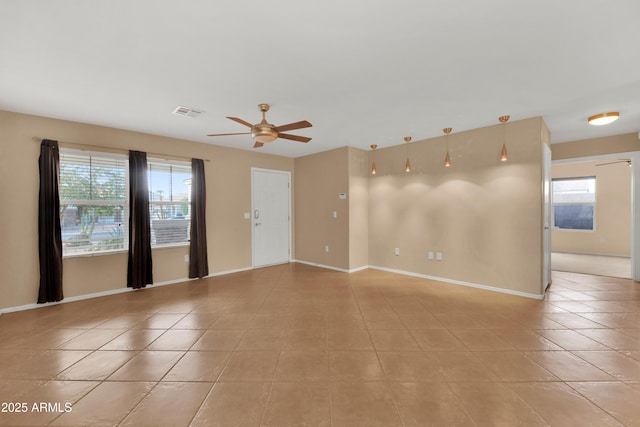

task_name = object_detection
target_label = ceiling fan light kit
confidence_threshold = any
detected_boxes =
[588,112,619,126]
[252,104,278,143]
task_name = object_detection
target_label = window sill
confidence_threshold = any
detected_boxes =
[63,249,128,259]
[152,242,190,250]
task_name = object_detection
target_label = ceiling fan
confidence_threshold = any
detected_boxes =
[207,104,312,148]
[595,159,631,167]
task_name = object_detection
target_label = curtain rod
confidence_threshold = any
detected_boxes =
[33,137,211,162]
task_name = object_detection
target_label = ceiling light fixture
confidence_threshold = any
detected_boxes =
[252,104,278,143]
[588,112,619,126]
[404,137,412,172]
[443,128,452,167]
[370,144,378,175]
[499,115,510,162]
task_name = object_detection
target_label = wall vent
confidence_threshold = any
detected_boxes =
[173,106,204,118]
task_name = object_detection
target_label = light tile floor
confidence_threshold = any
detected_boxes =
[1,264,640,426]
[552,252,631,279]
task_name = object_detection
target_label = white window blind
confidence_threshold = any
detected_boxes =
[59,150,128,256]
[148,160,192,246]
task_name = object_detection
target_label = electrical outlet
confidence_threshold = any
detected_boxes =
[394,248,400,256]
[325,245,329,252]
[184,254,189,262]
[436,252,443,261]
[428,251,434,261]
[332,211,337,218]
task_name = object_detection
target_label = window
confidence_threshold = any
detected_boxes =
[552,177,596,230]
[59,150,128,256]
[148,160,192,246]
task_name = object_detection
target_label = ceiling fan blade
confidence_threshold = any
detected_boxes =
[274,120,312,133]
[253,141,264,148]
[226,116,254,128]
[596,159,631,167]
[278,133,311,143]
[207,132,251,137]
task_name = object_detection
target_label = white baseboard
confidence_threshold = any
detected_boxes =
[289,260,543,299]
[293,259,368,273]
[0,266,255,314]
[206,266,254,277]
[368,265,544,300]
[0,287,135,314]
[552,251,630,259]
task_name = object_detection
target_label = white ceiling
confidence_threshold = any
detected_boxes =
[1,1,639,158]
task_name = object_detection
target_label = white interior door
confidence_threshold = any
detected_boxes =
[252,168,291,268]
[543,144,552,292]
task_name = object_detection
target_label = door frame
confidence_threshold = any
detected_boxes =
[251,167,292,268]
[551,151,638,281]
[543,144,552,293]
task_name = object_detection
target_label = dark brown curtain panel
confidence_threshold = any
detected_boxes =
[189,158,209,278]
[127,150,153,289]
[38,139,64,303]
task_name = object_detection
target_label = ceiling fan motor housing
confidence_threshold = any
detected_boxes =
[252,123,277,143]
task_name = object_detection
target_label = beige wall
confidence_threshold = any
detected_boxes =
[293,146,368,271]
[552,160,631,256]
[294,147,350,270]
[348,147,369,270]
[0,110,293,310]
[552,133,639,160]
[368,117,546,296]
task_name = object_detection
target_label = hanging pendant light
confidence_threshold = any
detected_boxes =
[404,136,412,172]
[499,115,510,162]
[370,144,378,175]
[500,144,508,162]
[443,128,452,167]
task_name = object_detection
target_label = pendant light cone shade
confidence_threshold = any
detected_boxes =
[443,128,452,167]
[370,144,378,175]
[498,116,510,162]
[403,136,412,172]
[588,112,619,126]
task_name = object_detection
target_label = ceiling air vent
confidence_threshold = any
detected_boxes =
[173,106,204,118]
